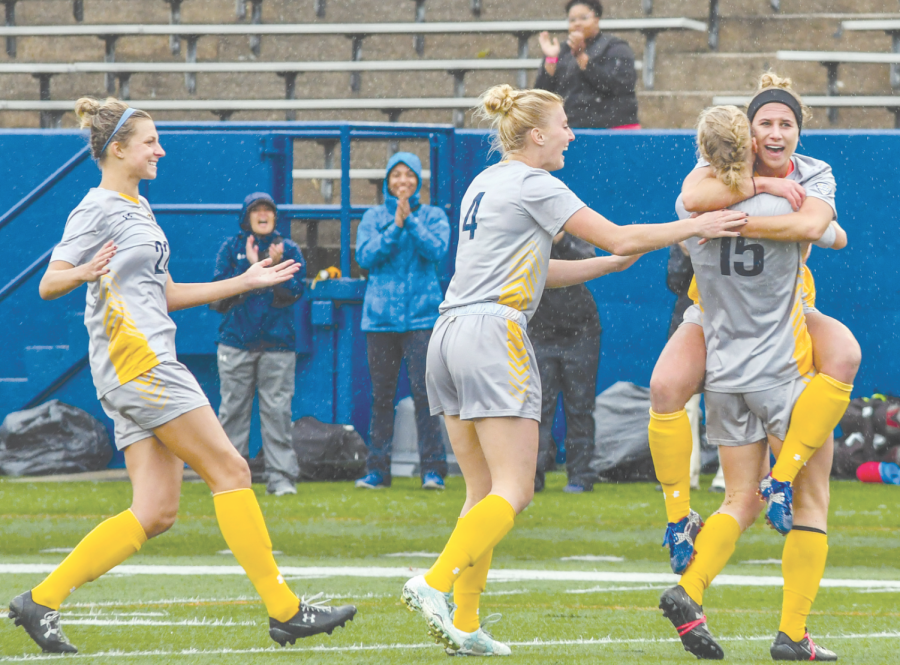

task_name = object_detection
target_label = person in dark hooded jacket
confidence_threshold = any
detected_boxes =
[354,152,450,490]
[211,192,306,496]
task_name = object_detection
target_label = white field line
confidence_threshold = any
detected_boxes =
[3,564,900,589]
[57,618,257,627]
[567,584,670,594]
[2,632,900,661]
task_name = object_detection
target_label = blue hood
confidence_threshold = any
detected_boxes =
[383,152,423,217]
[239,191,281,250]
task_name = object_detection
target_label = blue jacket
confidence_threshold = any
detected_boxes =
[212,192,306,351]
[355,152,450,333]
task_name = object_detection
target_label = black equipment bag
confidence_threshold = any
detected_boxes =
[833,394,900,478]
[0,400,112,476]
[291,416,367,481]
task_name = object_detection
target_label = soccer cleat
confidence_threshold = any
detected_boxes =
[662,510,704,574]
[445,614,512,657]
[266,477,297,496]
[268,593,356,645]
[422,471,445,490]
[759,474,793,535]
[8,591,77,654]
[659,585,724,660]
[355,471,386,489]
[401,575,462,651]
[563,482,591,494]
[770,630,837,661]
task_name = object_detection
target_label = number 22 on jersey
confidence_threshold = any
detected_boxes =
[462,192,485,240]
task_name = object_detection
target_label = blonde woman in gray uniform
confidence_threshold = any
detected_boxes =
[7,98,355,655]
[658,103,843,662]
[400,84,748,656]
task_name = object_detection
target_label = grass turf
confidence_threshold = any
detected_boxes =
[0,474,899,663]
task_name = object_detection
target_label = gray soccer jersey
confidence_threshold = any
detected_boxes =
[678,192,813,393]
[51,188,175,398]
[440,160,586,322]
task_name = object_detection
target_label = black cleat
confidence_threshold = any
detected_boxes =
[268,594,357,646]
[659,585,724,660]
[771,630,838,661]
[8,591,77,654]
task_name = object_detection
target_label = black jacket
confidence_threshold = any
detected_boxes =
[666,244,694,340]
[534,33,638,128]
[529,233,601,342]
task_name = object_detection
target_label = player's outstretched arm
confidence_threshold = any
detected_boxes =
[39,240,117,300]
[166,258,300,312]
[564,206,747,256]
[546,254,641,289]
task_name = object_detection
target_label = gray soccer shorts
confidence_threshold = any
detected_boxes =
[100,360,210,450]
[705,373,814,447]
[426,303,541,421]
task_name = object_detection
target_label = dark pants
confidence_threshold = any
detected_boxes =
[534,329,601,489]
[366,330,447,483]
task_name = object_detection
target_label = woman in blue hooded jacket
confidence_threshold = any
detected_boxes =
[211,192,306,496]
[354,152,450,490]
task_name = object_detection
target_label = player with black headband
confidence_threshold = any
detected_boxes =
[653,73,855,662]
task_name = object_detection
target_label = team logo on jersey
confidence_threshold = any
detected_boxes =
[811,182,834,196]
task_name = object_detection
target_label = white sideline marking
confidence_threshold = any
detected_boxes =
[742,559,782,565]
[560,555,625,562]
[2,632,900,661]
[62,618,257,627]
[383,552,440,558]
[567,584,669,594]
[38,548,74,554]
[3,564,900,589]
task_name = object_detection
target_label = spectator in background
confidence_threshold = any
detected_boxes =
[211,192,306,497]
[535,0,639,129]
[532,231,638,493]
[354,153,450,491]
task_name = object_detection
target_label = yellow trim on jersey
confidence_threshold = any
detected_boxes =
[100,272,160,385]
[506,320,530,403]
[497,241,544,312]
[800,264,816,309]
[790,266,814,378]
[688,275,703,312]
[118,193,140,205]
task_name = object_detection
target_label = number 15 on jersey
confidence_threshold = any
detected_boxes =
[462,192,485,240]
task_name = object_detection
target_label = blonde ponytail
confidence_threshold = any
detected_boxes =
[75,96,152,161]
[696,105,752,194]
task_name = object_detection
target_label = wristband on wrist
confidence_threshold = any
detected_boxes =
[545,56,558,64]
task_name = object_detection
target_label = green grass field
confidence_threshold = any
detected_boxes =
[1,474,898,664]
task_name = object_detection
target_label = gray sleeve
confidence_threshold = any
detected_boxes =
[50,204,106,266]
[520,171,586,236]
[802,167,837,220]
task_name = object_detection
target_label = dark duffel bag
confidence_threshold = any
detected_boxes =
[0,400,112,476]
[292,416,367,481]
[833,395,900,479]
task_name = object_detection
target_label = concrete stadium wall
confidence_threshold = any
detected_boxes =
[0,125,896,464]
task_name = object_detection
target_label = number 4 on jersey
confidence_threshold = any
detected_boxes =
[462,192,485,240]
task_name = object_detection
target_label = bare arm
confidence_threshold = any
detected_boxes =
[681,166,806,213]
[563,206,747,256]
[39,240,117,300]
[546,254,642,289]
[166,258,299,312]
[739,197,835,243]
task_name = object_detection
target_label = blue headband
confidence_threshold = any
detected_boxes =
[100,107,137,157]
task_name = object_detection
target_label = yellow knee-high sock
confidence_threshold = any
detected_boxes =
[649,409,693,523]
[780,528,828,641]
[453,547,493,633]
[213,489,299,622]
[424,495,515,593]
[678,513,741,606]
[772,374,852,483]
[31,509,147,610]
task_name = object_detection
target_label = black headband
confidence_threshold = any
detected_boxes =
[747,88,803,131]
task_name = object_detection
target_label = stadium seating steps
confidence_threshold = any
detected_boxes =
[0,0,898,131]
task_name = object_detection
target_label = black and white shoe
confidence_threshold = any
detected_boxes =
[771,630,838,661]
[8,591,77,654]
[269,593,356,646]
[659,585,724,660]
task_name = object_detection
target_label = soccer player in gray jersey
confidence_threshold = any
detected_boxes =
[400,83,748,656]
[7,98,355,656]
[657,96,850,662]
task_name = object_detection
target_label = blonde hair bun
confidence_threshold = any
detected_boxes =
[475,84,563,157]
[481,84,517,118]
[74,97,102,130]
[757,71,793,91]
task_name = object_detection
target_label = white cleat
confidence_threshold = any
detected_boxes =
[401,575,461,650]
[445,614,512,657]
